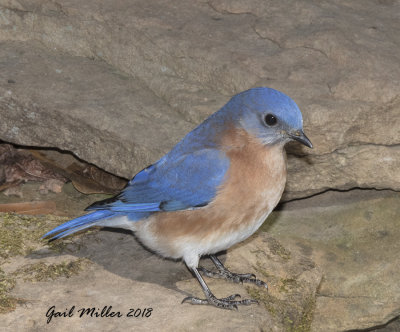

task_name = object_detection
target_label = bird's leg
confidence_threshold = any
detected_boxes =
[198,255,268,289]
[182,267,258,310]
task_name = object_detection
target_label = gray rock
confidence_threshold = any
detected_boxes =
[0,0,399,198]
[265,190,400,331]
[0,213,321,331]
[285,144,400,200]
[0,41,194,178]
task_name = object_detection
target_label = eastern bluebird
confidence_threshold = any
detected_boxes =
[43,87,312,309]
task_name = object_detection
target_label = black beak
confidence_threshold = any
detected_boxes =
[289,130,313,148]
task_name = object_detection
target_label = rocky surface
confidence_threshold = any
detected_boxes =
[1,187,399,331]
[0,210,321,331]
[264,189,400,331]
[1,1,400,330]
[0,0,399,199]
[0,40,193,178]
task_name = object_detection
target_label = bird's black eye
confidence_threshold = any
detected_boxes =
[264,114,277,126]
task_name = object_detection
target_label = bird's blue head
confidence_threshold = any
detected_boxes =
[229,87,312,148]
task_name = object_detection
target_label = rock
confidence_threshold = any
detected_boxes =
[264,189,400,331]
[0,0,399,198]
[285,144,400,199]
[0,41,194,179]
[225,234,322,331]
[0,212,321,331]
[1,178,398,330]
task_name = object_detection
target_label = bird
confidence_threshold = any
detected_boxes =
[43,87,312,310]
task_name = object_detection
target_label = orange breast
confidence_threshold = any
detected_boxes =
[145,127,287,256]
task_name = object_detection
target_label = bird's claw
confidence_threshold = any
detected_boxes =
[198,266,268,290]
[182,293,257,310]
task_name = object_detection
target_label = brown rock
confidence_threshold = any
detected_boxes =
[266,190,400,331]
[0,213,321,331]
[0,0,399,198]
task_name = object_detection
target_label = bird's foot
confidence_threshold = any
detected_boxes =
[198,266,268,289]
[182,293,258,310]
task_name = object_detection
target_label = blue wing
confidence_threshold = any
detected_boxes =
[87,148,230,213]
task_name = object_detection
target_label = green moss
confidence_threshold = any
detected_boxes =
[268,238,291,260]
[15,259,89,282]
[292,295,316,332]
[0,268,26,314]
[246,286,277,316]
[0,213,90,315]
[246,278,316,332]
[279,278,297,293]
[253,262,272,279]
[0,259,89,314]
[0,213,69,259]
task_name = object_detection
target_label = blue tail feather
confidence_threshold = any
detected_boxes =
[42,210,114,240]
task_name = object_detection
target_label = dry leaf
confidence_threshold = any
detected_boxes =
[3,186,23,198]
[1,144,126,196]
[30,150,127,194]
[39,179,65,194]
[0,144,67,191]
